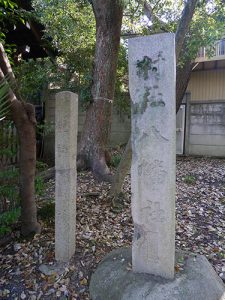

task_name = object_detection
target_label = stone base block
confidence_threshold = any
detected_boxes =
[90,248,225,300]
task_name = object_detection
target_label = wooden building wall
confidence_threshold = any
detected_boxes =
[187,69,225,101]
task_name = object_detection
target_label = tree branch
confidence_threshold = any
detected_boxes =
[175,0,198,62]
[0,43,23,102]
[0,66,17,104]
[143,0,168,31]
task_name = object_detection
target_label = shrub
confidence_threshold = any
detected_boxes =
[38,201,55,225]
[0,208,21,237]
[111,154,121,168]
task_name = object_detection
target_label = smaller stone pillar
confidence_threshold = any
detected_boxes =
[55,91,78,262]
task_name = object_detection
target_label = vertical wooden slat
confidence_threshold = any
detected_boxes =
[0,120,18,166]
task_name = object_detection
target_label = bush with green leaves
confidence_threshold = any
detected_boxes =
[0,208,21,237]
[35,175,45,196]
[111,154,122,168]
[36,160,49,172]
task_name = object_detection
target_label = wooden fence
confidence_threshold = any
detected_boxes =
[0,119,18,167]
[0,120,20,215]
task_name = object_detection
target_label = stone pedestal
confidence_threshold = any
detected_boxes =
[129,33,176,279]
[90,248,225,300]
[55,91,78,262]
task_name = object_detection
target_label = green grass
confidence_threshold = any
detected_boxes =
[183,175,196,185]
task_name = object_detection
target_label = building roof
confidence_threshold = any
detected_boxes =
[4,0,56,60]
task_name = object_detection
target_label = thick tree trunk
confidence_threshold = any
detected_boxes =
[78,0,123,181]
[0,43,41,236]
[11,101,41,235]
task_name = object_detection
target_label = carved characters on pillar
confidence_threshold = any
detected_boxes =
[138,126,169,146]
[138,159,167,188]
[134,201,166,262]
[145,231,159,261]
[56,112,71,132]
[141,201,166,224]
[134,227,160,262]
[133,51,166,114]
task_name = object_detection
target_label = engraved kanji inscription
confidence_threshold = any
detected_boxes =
[138,159,167,186]
[141,201,166,224]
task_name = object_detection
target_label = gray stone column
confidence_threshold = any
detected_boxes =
[55,91,78,262]
[129,33,176,279]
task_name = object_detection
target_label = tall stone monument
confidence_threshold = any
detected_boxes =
[55,91,78,262]
[129,33,176,279]
[89,34,225,300]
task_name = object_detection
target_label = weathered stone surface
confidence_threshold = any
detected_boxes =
[89,248,225,300]
[55,92,78,171]
[129,33,176,278]
[39,263,66,276]
[55,91,78,262]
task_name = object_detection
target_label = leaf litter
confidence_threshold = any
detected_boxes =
[0,156,225,299]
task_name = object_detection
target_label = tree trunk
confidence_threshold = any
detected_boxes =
[11,101,41,235]
[77,0,123,181]
[176,59,193,113]
[175,0,198,62]
[110,138,131,203]
[0,43,41,236]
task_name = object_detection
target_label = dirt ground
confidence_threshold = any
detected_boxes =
[0,157,225,299]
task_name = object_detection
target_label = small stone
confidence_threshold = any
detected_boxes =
[39,264,53,276]
[60,285,67,292]
[56,290,61,297]
[46,288,55,295]
[37,291,43,300]
[20,291,26,299]
[80,278,87,285]
[39,264,64,276]
[14,244,22,251]
[2,289,10,297]
[79,271,83,278]
[14,268,21,275]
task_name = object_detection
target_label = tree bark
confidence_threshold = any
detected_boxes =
[77,0,123,181]
[110,138,131,202]
[12,101,41,235]
[176,59,193,113]
[0,43,41,236]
